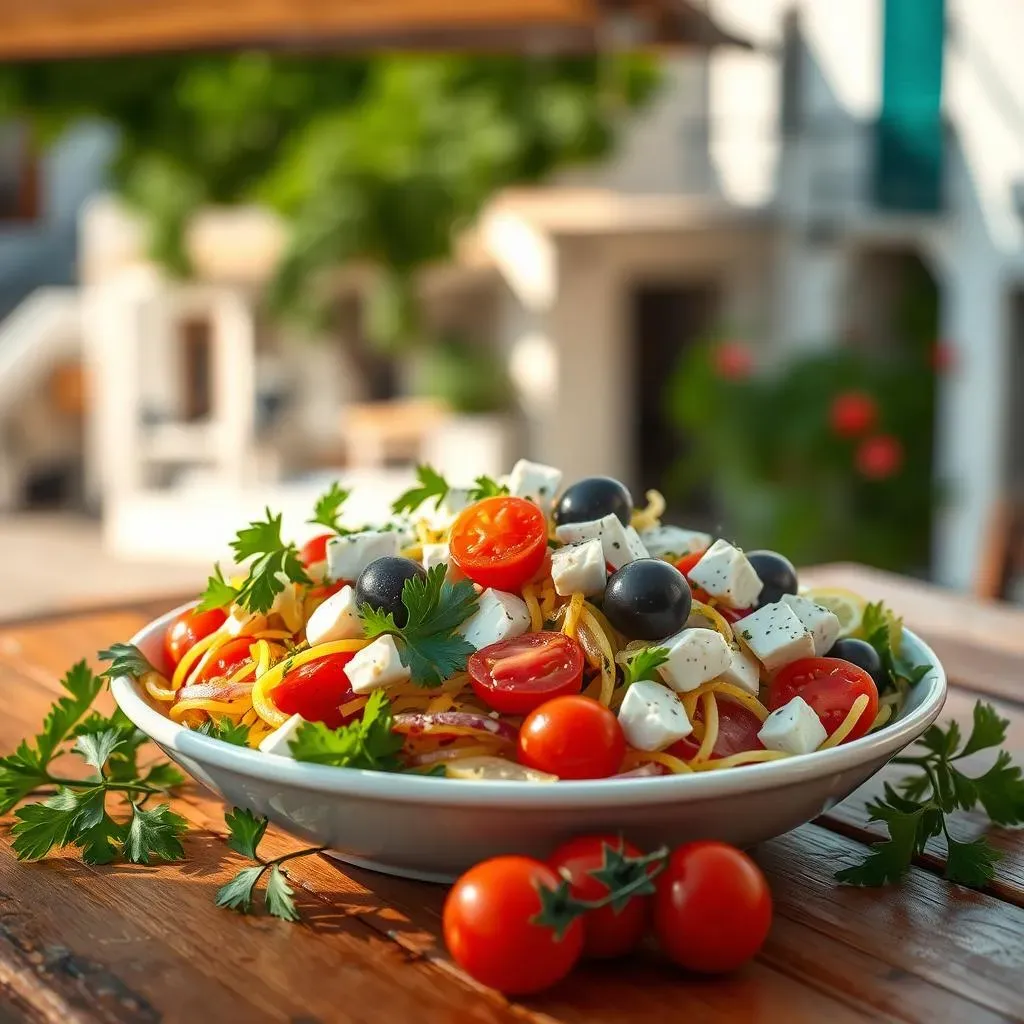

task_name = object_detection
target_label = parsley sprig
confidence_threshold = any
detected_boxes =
[308,482,350,532]
[196,718,253,747]
[361,565,479,686]
[225,508,312,615]
[468,475,508,500]
[621,647,670,688]
[198,564,240,612]
[392,464,450,516]
[837,701,1024,887]
[1,662,187,864]
[97,642,157,681]
[216,808,325,922]
[861,601,931,695]
[288,691,404,770]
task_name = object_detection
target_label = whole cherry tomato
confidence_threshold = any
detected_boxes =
[164,606,227,667]
[272,651,358,727]
[518,696,626,780]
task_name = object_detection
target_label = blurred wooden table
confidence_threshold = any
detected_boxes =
[2,564,1024,1023]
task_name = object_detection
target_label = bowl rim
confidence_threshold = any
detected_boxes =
[110,602,948,809]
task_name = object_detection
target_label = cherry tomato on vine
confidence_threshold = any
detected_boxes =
[547,835,650,959]
[519,696,626,780]
[272,651,358,727]
[769,657,878,742]
[449,496,548,592]
[164,607,227,667]
[468,632,584,715]
[653,841,772,973]
[443,855,584,995]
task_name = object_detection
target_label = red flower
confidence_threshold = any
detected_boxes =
[932,340,956,373]
[855,434,903,480]
[829,391,877,437]
[713,342,754,380]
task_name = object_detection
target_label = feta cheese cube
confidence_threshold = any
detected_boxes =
[737,602,815,673]
[458,589,531,650]
[618,680,693,751]
[719,642,762,695]
[508,459,563,515]
[326,530,400,582]
[305,585,363,646]
[640,524,712,561]
[758,695,827,755]
[781,594,841,657]
[551,539,607,597]
[258,713,306,758]
[555,514,648,570]
[344,634,410,694]
[688,539,763,609]
[657,627,733,693]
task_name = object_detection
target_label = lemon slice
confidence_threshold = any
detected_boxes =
[445,756,557,782]
[801,587,866,639]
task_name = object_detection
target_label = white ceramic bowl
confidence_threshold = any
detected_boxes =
[111,604,947,882]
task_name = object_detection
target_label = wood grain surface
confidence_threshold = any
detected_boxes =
[2,565,1024,1023]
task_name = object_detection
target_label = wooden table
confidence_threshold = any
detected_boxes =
[2,564,1024,1023]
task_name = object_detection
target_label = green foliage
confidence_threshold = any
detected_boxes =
[411,335,513,414]
[0,53,659,342]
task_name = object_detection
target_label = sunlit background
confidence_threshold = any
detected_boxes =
[0,0,1019,618]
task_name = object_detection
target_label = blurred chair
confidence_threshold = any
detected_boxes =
[976,497,1024,601]
[342,398,449,469]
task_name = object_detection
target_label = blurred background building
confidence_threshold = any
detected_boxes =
[0,0,1020,614]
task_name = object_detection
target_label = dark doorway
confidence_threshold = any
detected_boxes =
[181,317,213,421]
[631,281,719,520]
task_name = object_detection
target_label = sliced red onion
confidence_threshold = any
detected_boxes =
[176,681,253,703]
[612,762,670,779]
[392,711,518,745]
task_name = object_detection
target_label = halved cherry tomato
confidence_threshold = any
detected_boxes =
[468,632,584,715]
[300,532,334,570]
[547,835,651,959]
[768,657,878,742]
[272,651,358,728]
[164,607,227,668]
[443,855,583,995]
[449,496,548,592]
[194,637,254,684]
[653,841,772,973]
[668,700,763,761]
[519,696,626,780]
[674,550,707,577]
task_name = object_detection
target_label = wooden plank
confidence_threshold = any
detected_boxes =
[801,563,1024,703]
[0,0,597,59]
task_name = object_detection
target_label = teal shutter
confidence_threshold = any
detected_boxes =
[874,0,945,212]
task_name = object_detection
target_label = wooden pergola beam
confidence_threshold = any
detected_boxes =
[0,0,751,60]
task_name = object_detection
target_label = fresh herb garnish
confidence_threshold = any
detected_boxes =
[289,690,404,770]
[216,808,324,921]
[836,701,1024,887]
[97,642,156,681]
[308,482,350,532]
[622,647,670,688]
[196,718,253,747]
[469,475,509,500]
[229,508,311,615]
[198,563,240,612]
[861,601,931,695]
[360,565,479,686]
[392,464,450,516]
[1,662,186,864]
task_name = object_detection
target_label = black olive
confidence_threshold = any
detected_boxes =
[747,550,799,606]
[355,557,426,627]
[554,476,633,527]
[826,638,888,691]
[602,559,692,641]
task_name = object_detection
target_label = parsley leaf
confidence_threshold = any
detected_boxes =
[392,465,450,516]
[229,508,311,614]
[361,565,478,686]
[289,690,404,770]
[217,807,323,921]
[123,804,187,864]
[469,475,509,500]
[97,643,157,681]
[861,601,932,695]
[37,661,106,765]
[77,815,128,866]
[73,729,125,773]
[11,788,100,861]
[198,564,239,612]
[837,701,1024,887]
[308,482,350,532]
[622,647,670,688]
[196,718,252,747]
